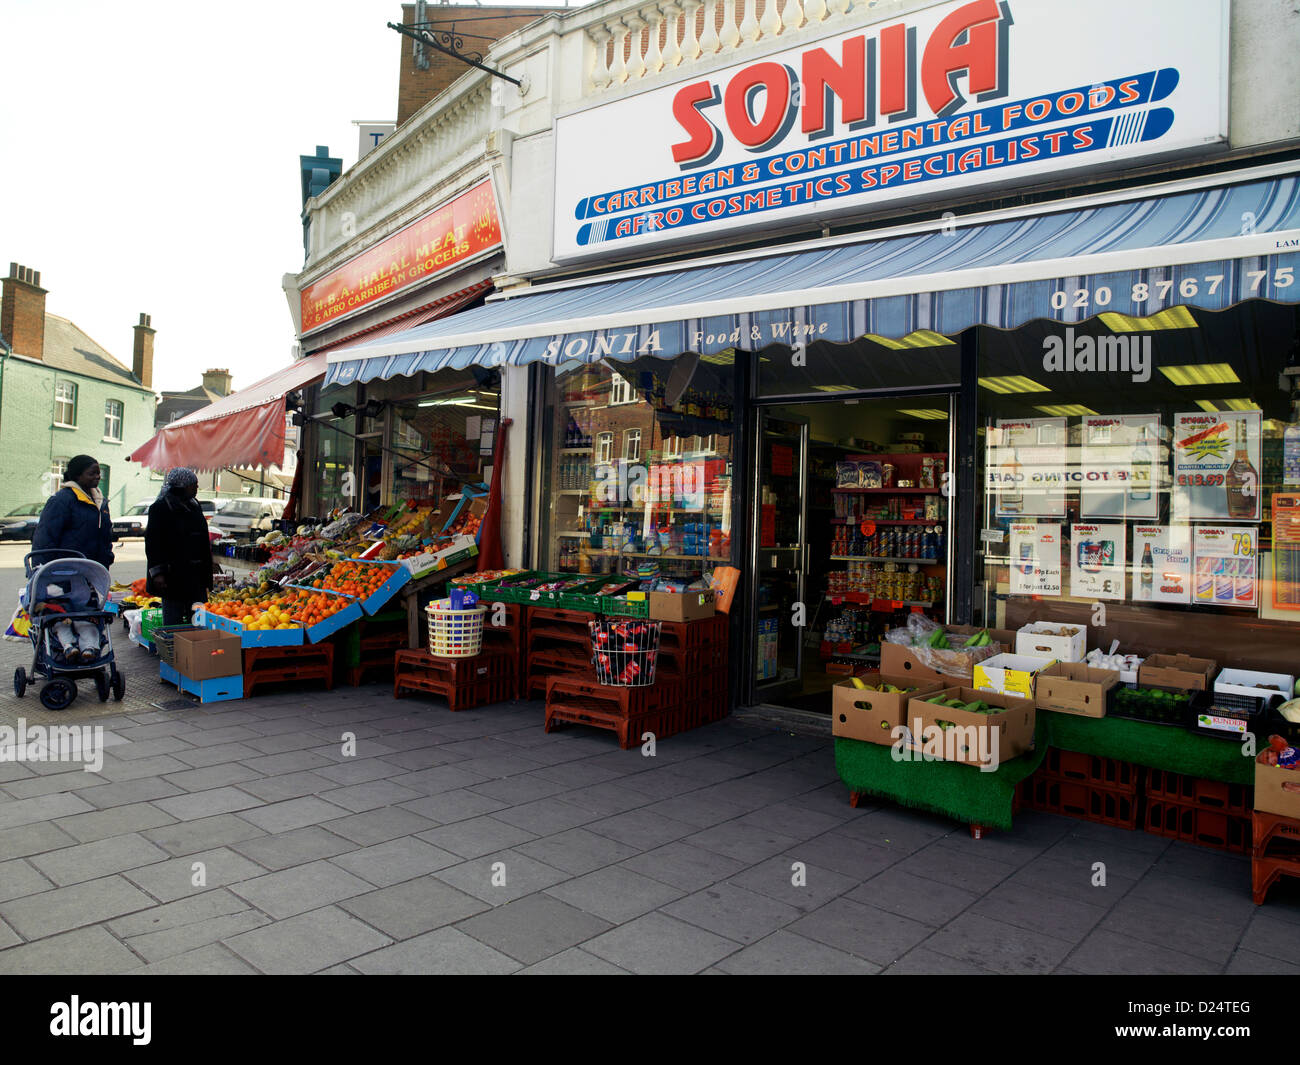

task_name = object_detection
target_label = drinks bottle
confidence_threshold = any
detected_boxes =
[1225,418,1258,519]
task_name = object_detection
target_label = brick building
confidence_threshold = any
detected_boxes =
[395,2,567,126]
[0,263,157,518]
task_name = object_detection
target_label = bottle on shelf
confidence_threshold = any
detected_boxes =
[1225,418,1259,519]
[1139,542,1154,598]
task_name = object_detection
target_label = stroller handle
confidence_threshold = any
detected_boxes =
[24,548,87,578]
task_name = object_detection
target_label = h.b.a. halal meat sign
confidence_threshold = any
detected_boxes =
[552,0,1227,261]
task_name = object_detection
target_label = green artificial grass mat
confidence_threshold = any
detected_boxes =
[834,710,1253,830]
[1044,712,1253,785]
[833,714,1049,832]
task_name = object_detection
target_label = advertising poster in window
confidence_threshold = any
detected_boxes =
[1193,525,1258,609]
[1273,495,1300,610]
[1131,524,1192,604]
[1069,523,1127,600]
[1080,415,1161,519]
[1172,410,1261,522]
[1009,522,1062,596]
[991,418,1067,518]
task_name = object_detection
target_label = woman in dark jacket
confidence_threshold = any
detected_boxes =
[146,468,215,625]
[32,455,116,568]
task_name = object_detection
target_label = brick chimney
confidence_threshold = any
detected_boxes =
[1,263,47,359]
[132,313,155,389]
[201,368,232,396]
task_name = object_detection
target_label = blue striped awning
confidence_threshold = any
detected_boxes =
[324,171,1300,387]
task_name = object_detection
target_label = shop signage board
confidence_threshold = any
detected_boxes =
[553,0,1228,261]
[990,418,1066,518]
[1172,410,1262,522]
[301,179,502,334]
[1069,522,1126,601]
[1131,524,1192,605]
[1080,414,1160,520]
[1008,522,1061,596]
[1274,495,1300,611]
[1192,525,1258,609]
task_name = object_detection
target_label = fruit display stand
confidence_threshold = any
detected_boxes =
[395,552,481,649]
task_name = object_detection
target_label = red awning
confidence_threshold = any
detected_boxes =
[128,353,328,472]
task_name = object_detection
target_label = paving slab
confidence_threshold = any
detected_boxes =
[350,926,521,975]
[0,925,142,974]
[338,877,492,939]
[582,912,740,975]
[0,874,155,940]
[455,894,612,964]
[222,906,393,974]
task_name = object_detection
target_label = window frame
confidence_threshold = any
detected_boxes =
[624,428,642,462]
[53,381,77,428]
[103,399,124,442]
[597,432,614,464]
[608,373,636,407]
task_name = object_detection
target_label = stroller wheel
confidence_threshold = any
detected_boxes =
[39,678,76,711]
[111,668,125,702]
[95,672,111,702]
[13,667,26,698]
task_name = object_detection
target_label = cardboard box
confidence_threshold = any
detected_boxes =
[1255,755,1300,819]
[1015,622,1087,662]
[1138,654,1216,691]
[1036,661,1120,718]
[648,589,716,622]
[1215,668,1295,705]
[974,652,1056,699]
[880,628,1009,685]
[831,672,944,745]
[400,536,479,578]
[174,628,242,681]
[903,687,1037,768]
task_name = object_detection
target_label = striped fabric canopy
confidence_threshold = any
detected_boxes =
[324,169,1300,387]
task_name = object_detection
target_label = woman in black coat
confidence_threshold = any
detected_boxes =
[146,468,215,625]
[32,454,116,568]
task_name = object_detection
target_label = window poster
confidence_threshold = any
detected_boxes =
[1172,410,1262,522]
[1069,523,1127,601]
[991,418,1067,519]
[1131,524,1192,605]
[1273,495,1300,611]
[1192,525,1258,610]
[1080,414,1161,520]
[1009,522,1062,596]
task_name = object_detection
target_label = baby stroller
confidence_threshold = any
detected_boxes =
[14,549,125,710]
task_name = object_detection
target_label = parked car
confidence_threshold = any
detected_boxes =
[209,497,286,540]
[1,502,47,541]
[112,501,152,539]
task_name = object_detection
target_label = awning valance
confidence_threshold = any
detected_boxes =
[324,168,1300,387]
[129,353,328,472]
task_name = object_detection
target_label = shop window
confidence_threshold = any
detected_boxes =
[976,301,1300,672]
[609,373,636,406]
[540,360,735,575]
[758,334,961,398]
[104,399,124,442]
[54,382,77,427]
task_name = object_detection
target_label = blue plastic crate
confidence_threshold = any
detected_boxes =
[160,661,244,704]
[203,608,303,647]
[354,560,412,615]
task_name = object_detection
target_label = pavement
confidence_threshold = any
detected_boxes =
[0,542,1298,974]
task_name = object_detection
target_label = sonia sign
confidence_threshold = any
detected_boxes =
[553,0,1227,261]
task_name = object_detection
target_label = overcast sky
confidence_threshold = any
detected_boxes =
[0,1,493,395]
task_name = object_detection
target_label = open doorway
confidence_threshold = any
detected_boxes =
[746,393,955,713]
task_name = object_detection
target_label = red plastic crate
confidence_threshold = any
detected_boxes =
[1252,853,1300,905]
[394,647,515,683]
[394,668,514,710]
[1040,750,1141,795]
[1146,768,1253,815]
[1253,810,1300,858]
[242,644,334,698]
[1145,799,1251,854]
[1020,776,1138,830]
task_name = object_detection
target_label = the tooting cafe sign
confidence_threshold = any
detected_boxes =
[552,0,1227,261]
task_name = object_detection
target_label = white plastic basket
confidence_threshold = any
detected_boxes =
[426,601,487,658]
